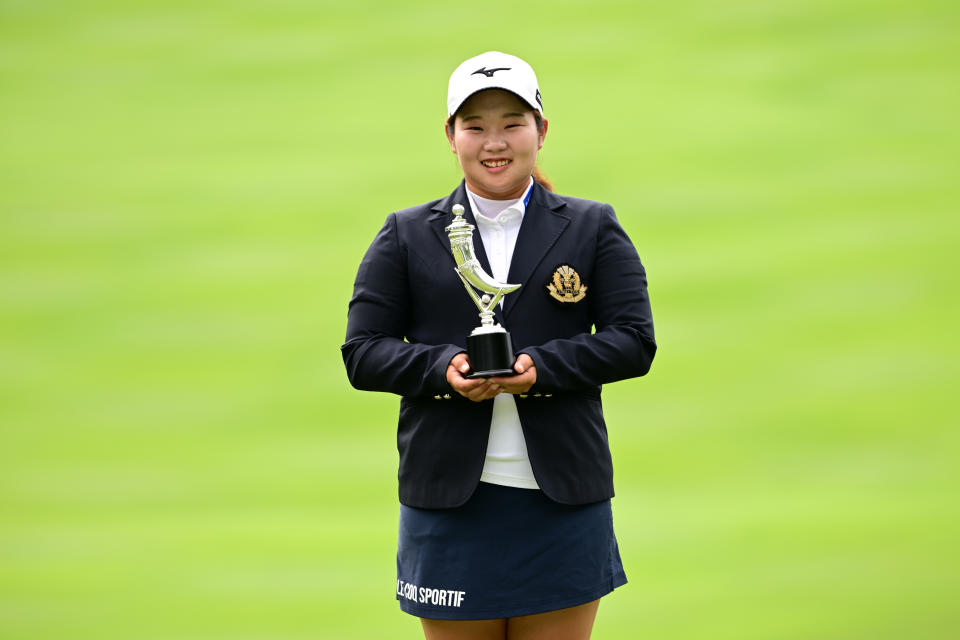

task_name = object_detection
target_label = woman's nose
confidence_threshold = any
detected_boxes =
[483,135,507,151]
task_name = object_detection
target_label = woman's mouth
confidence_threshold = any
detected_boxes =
[481,159,511,168]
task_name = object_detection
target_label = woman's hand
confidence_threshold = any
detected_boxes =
[488,353,536,395]
[446,353,538,400]
[446,353,503,402]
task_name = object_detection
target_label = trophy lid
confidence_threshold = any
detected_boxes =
[444,203,474,236]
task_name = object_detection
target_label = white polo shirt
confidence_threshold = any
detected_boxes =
[466,178,539,490]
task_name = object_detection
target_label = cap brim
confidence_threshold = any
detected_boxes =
[449,86,541,117]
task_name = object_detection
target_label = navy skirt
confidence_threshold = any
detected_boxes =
[396,482,627,620]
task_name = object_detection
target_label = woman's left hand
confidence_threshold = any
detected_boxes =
[488,353,537,395]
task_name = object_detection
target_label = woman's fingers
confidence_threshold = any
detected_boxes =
[488,354,537,394]
[488,369,535,394]
[466,381,501,402]
[514,353,535,374]
[449,352,472,375]
[447,354,503,401]
[462,379,501,401]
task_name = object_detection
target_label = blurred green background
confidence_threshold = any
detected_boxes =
[2,1,957,638]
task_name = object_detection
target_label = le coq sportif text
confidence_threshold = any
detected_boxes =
[397,580,466,608]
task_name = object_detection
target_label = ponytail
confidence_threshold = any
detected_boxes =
[532,112,553,191]
[532,166,553,191]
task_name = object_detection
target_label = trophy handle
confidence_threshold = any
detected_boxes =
[454,268,509,329]
[455,258,521,298]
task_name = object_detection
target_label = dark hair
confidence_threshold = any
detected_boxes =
[445,109,553,192]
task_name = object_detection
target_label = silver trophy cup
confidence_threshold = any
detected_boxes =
[445,204,521,378]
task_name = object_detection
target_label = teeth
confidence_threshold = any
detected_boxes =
[482,159,510,167]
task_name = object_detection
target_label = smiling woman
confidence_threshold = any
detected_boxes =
[342,51,656,640]
[445,89,549,200]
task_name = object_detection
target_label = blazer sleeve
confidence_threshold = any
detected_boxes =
[341,212,463,397]
[521,204,656,391]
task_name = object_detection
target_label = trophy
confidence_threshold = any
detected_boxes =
[445,204,521,378]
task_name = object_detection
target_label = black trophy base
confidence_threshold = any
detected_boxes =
[466,330,517,379]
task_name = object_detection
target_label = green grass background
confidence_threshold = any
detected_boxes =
[2,1,957,638]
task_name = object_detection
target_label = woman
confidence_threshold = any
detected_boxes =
[342,51,656,640]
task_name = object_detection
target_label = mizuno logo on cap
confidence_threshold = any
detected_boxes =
[472,66,510,77]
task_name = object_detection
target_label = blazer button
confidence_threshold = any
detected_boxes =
[433,395,441,400]
[534,393,542,398]
[545,393,553,398]
[519,394,528,399]
[443,394,451,400]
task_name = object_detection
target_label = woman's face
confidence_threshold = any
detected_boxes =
[446,89,547,201]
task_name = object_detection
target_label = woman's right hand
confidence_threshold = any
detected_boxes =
[446,353,503,402]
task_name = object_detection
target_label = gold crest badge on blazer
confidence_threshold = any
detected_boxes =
[547,265,587,303]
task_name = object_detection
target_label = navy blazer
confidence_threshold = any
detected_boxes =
[342,180,656,508]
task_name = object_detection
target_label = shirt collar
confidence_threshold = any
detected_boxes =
[466,177,534,227]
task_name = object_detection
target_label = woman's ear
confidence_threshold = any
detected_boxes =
[537,117,549,150]
[445,122,457,154]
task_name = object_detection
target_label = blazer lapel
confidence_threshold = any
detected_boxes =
[503,183,570,318]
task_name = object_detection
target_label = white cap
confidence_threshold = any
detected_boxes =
[447,51,543,117]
